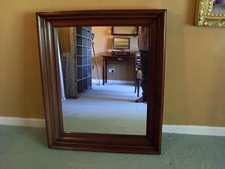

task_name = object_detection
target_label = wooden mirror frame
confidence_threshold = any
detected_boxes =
[195,0,225,27]
[36,10,166,154]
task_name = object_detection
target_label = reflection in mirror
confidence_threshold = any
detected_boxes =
[113,37,130,49]
[213,0,225,13]
[112,26,138,35]
[55,26,149,135]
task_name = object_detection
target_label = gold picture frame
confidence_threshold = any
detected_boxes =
[195,0,225,27]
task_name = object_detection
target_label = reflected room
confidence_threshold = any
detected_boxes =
[54,26,150,135]
[213,0,225,13]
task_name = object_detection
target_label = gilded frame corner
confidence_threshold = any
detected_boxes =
[195,0,225,27]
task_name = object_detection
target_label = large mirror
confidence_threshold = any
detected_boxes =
[37,10,166,154]
[55,26,148,135]
[195,0,225,27]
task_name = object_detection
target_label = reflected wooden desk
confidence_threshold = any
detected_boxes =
[102,54,135,85]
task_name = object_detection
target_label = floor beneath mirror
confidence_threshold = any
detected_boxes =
[62,82,147,135]
[1,126,224,169]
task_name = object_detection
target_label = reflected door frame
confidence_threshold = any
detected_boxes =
[36,10,166,154]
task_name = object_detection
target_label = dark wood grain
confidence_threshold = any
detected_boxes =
[36,9,166,154]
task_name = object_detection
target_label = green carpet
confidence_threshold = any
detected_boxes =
[0,125,224,169]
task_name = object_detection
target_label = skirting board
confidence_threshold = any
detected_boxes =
[0,117,45,128]
[0,116,224,136]
[162,125,225,137]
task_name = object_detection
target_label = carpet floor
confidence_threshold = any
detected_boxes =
[0,126,224,169]
[63,83,147,135]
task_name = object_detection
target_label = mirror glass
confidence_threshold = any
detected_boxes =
[113,37,130,49]
[54,26,149,135]
[112,26,138,35]
[213,0,225,13]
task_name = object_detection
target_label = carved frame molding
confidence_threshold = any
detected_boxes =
[195,0,225,27]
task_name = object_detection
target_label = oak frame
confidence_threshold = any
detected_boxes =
[36,10,166,154]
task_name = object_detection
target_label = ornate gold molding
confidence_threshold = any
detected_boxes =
[195,0,225,27]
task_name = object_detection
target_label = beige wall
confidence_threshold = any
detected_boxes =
[57,28,71,54]
[92,27,110,80]
[0,0,225,126]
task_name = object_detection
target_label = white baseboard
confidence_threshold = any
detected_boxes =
[163,125,225,136]
[0,116,224,136]
[92,79,134,85]
[0,116,45,128]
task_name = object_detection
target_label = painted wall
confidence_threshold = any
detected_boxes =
[0,0,225,126]
[57,28,72,54]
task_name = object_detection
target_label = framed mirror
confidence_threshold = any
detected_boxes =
[195,0,225,27]
[36,10,166,154]
[112,26,138,35]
